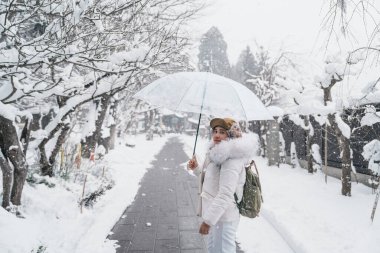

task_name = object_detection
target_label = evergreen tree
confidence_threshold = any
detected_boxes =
[197,26,231,77]
[232,46,258,84]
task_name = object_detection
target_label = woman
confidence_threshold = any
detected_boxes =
[188,118,255,253]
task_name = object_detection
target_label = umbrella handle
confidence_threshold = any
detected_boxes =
[192,113,202,156]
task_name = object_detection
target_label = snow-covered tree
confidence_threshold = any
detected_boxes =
[197,26,231,77]
[245,47,294,107]
[362,139,380,176]
[274,51,356,194]
[315,53,354,196]
[312,0,380,195]
[0,0,203,210]
[323,0,380,51]
[232,46,258,84]
[249,49,315,161]
[0,103,30,210]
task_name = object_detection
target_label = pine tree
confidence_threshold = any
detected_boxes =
[232,46,258,84]
[197,26,231,77]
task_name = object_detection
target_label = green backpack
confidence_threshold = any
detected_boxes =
[234,160,263,218]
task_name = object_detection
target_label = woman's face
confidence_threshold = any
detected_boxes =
[212,126,228,144]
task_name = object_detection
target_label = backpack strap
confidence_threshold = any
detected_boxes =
[234,193,240,206]
[233,162,248,206]
[250,160,264,203]
[250,160,259,177]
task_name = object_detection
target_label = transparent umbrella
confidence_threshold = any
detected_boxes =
[133,72,273,154]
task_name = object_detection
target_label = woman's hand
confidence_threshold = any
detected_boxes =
[187,155,198,170]
[199,222,210,235]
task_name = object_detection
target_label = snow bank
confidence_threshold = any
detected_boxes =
[239,158,380,253]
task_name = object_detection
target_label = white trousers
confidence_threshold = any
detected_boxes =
[206,219,239,253]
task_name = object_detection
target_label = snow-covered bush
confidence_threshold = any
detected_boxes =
[311,144,322,171]
[362,140,380,176]
[290,142,300,168]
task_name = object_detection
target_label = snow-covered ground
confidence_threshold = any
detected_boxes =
[180,134,380,253]
[0,134,168,253]
[237,157,380,253]
[0,133,379,253]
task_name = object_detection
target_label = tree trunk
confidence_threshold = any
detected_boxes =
[144,112,149,131]
[108,97,119,150]
[49,123,70,166]
[10,153,28,206]
[340,135,351,196]
[109,124,116,150]
[39,122,71,176]
[328,114,351,196]
[304,116,314,173]
[39,123,64,176]
[0,151,13,208]
[145,110,155,131]
[20,119,31,155]
[0,115,28,206]
[324,123,328,183]
[324,86,351,196]
[82,94,110,158]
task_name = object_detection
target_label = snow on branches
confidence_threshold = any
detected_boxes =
[362,140,380,175]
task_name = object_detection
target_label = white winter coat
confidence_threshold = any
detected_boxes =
[194,135,256,226]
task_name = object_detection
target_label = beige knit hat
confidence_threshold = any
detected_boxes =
[210,118,236,130]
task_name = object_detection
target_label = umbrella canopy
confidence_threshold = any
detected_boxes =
[133,72,273,121]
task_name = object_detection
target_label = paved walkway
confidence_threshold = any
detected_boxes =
[108,137,244,253]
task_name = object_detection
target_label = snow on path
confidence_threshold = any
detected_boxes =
[75,134,169,253]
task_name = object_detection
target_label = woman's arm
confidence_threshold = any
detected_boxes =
[202,159,242,226]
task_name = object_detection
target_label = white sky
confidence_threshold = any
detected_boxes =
[188,0,379,64]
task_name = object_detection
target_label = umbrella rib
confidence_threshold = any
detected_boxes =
[233,86,248,120]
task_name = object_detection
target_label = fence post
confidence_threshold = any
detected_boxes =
[371,187,380,222]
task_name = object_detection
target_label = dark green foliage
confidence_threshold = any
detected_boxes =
[26,174,56,188]
[79,183,114,208]
[31,245,47,253]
